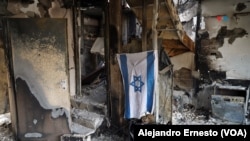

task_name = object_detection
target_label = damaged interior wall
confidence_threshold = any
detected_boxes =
[198,0,250,83]
[6,0,76,96]
[0,2,249,141]
[0,0,76,140]
[154,0,250,125]
[5,18,71,141]
[169,0,250,112]
[195,0,250,123]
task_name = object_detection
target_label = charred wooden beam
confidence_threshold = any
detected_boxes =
[104,0,111,123]
[72,0,81,96]
[142,0,148,51]
[164,0,195,52]
[162,39,190,57]
[109,0,125,127]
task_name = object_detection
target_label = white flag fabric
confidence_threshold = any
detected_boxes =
[116,50,158,119]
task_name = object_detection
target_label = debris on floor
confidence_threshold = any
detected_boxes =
[0,80,244,141]
[172,90,241,125]
[172,108,239,125]
[0,113,14,141]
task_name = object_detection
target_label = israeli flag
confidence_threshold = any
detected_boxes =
[117,50,158,119]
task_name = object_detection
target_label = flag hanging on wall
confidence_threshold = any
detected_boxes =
[116,50,158,119]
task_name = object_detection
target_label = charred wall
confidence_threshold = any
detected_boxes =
[195,0,250,111]
[198,0,250,83]
[171,0,250,114]
[198,26,248,84]
[0,0,76,140]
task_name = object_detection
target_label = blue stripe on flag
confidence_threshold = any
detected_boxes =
[147,51,155,112]
[119,54,130,118]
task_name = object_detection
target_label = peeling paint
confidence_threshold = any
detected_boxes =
[236,2,247,12]
[197,4,250,124]
[6,19,73,137]
[199,25,248,76]
[20,0,40,16]
[13,35,70,114]
[15,77,70,140]
[5,0,76,96]
[216,26,247,44]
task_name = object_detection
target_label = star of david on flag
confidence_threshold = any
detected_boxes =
[116,50,158,119]
[130,75,144,92]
